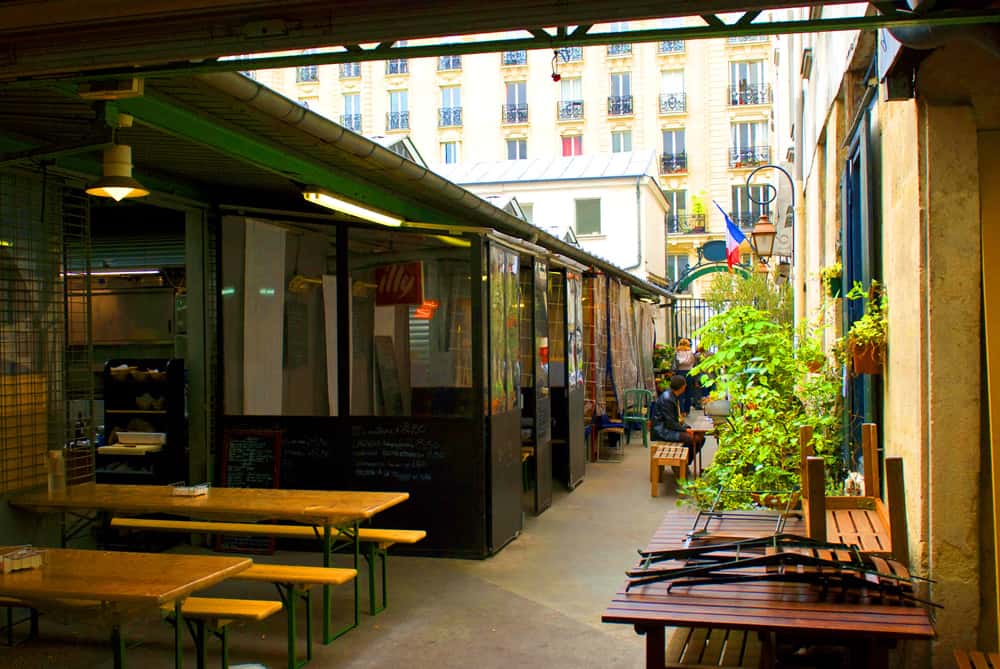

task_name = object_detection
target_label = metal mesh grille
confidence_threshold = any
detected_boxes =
[0,170,93,492]
[204,214,219,478]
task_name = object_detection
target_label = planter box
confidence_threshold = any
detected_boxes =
[851,341,883,375]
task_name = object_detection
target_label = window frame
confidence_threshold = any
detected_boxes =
[574,198,602,236]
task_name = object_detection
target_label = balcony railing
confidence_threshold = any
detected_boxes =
[658,40,685,54]
[502,50,527,66]
[607,96,633,116]
[728,34,770,44]
[658,92,687,114]
[387,111,410,130]
[729,211,767,229]
[665,214,706,234]
[501,104,529,124]
[296,65,318,83]
[439,107,463,127]
[659,153,688,174]
[340,114,362,132]
[607,43,633,56]
[386,59,409,75]
[729,146,771,168]
[729,84,772,106]
[438,55,462,71]
[339,63,361,78]
[557,47,583,62]
[557,100,584,121]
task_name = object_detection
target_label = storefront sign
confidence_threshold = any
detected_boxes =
[375,261,423,305]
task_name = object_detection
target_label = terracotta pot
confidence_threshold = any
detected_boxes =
[851,341,883,375]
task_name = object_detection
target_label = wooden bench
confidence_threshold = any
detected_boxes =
[161,597,282,669]
[110,517,426,615]
[955,649,1000,668]
[233,564,356,669]
[667,627,761,668]
[650,442,689,497]
[0,596,37,647]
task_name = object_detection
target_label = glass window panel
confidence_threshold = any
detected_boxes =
[344,93,360,115]
[505,81,527,105]
[389,90,408,113]
[561,77,583,100]
[660,70,684,93]
[506,138,527,160]
[575,198,601,235]
[611,72,632,97]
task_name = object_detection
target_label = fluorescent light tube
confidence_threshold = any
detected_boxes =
[302,187,403,227]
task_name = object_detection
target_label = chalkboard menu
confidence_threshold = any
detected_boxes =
[281,430,331,490]
[221,430,281,488]
[351,421,446,484]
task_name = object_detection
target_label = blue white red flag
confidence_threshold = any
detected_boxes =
[714,201,746,270]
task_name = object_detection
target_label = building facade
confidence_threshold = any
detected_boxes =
[253,21,776,296]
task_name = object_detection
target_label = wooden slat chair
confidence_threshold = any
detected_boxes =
[666,626,761,668]
[955,649,1000,668]
[233,564,356,669]
[799,423,909,564]
[161,597,283,669]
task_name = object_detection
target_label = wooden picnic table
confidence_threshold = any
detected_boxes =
[0,546,250,669]
[602,511,935,669]
[9,483,410,643]
[685,411,715,475]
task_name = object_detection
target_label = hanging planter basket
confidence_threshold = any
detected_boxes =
[825,276,843,298]
[850,341,883,375]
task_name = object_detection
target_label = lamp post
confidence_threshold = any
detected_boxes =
[745,164,794,265]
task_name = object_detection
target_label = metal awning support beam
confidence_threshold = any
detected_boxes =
[5,7,1000,83]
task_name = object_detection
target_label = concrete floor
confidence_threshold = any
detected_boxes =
[6,429,716,669]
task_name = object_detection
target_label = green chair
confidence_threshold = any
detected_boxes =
[622,389,654,449]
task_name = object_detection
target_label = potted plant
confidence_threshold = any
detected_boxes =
[845,280,887,375]
[689,193,707,233]
[820,262,843,298]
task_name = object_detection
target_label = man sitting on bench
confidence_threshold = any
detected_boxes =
[651,374,704,463]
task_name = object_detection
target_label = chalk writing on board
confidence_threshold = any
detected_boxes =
[223,431,279,489]
[281,433,330,489]
[351,422,445,483]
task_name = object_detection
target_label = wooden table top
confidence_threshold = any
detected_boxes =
[603,511,935,641]
[0,547,250,605]
[10,483,410,525]
[686,412,715,433]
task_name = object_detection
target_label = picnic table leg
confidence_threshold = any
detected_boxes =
[111,622,125,669]
[322,522,360,643]
[174,600,185,669]
[322,524,332,644]
[636,624,664,669]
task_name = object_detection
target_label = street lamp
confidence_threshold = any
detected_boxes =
[745,164,794,264]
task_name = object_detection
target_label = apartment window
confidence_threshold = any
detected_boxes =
[296,64,318,83]
[388,90,409,130]
[502,81,528,123]
[558,78,584,120]
[729,60,770,105]
[438,54,462,71]
[520,203,534,224]
[441,141,459,164]
[609,72,633,116]
[439,86,462,127]
[386,58,409,75]
[659,69,686,113]
[730,121,769,167]
[731,184,770,228]
[664,190,687,232]
[611,130,632,153]
[341,93,361,132]
[506,138,527,160]
[661,128,687,174]
[562,135,583,157]
[607,22,632,55]
[339,62,361,78]
[502,50,527,66]
[557,46,583,63]
[575,198,601,236]
[667,254,691,289]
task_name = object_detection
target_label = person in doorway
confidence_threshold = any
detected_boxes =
[694,344,711,408]
[651,375,704,463]
[673,338,696,414]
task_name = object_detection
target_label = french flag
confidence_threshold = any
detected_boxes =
[715,201,746,270]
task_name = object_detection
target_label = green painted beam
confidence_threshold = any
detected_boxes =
[675,262,751,292]
[114,90,462,226]
[9,8,1000,83]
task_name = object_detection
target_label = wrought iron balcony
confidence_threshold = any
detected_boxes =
[557,47,583,62]
[501,104,529,124]
[729,211,765,229]
[439,107,463,127]
[658,40,685,54]
[386,59,409,75]
[502,50,527,66]
[387,111,410,130]
[557,100,584,121]
[728,34,770,44]
[438,55,462,71]
[659,153,688,174]
[607,43,633,56]
[658,92,687,114]
[665,214,705,234]
[729,146,771,168]
[339,63,360,78]
[607,96,633,116]
[340,114,362,132]
[296,65,318,83]
[729,84,772,106]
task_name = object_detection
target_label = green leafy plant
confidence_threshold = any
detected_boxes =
[652,343,675,372]
[689,192,708,231]
[845,280,887,349]
[679,307,843,509]
[703,271,792,325]
[819,262,843,297]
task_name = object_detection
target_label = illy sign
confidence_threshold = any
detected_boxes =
[375,261,424,306]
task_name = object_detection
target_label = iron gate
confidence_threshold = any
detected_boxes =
[667,297,715,346]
